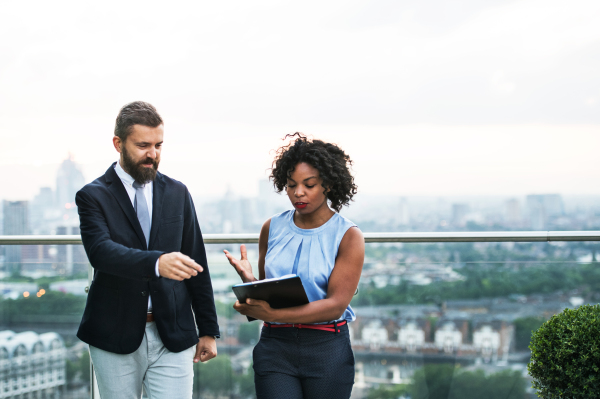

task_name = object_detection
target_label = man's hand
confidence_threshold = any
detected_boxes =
[194,336,217,363]
[158,252,203,281]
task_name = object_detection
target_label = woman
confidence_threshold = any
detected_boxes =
[224,133,364,399]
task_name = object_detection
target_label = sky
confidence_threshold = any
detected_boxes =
[1,0,599,200]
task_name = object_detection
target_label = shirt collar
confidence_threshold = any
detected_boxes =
[114,160,136,188]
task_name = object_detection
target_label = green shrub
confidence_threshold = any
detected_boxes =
[528,304,600,398]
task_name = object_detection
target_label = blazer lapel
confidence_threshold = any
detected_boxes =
[105,163,148,249]
[148,172,165,249]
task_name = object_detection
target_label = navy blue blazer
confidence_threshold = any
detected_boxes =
[76,163,220,354]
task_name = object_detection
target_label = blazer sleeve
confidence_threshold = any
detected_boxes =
[76,188,163,281]
[181,189,220,338]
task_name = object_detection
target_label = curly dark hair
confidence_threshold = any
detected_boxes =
[270,133,357,212]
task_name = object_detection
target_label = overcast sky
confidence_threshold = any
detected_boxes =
[1,0,599,200]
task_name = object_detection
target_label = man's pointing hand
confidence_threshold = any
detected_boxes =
[158,252,203,281]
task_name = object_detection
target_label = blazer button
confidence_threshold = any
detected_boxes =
[141,291,148,297]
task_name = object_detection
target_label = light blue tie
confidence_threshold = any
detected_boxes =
[132,182,150,246]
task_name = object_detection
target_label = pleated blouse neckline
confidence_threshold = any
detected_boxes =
[288,211,340,235]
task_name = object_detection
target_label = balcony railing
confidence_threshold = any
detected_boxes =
[2,231,600,398]
[2,230,600,245]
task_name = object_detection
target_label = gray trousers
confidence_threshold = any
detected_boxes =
[89,322,195,399]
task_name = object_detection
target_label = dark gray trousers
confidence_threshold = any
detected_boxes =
[253,323,355,399]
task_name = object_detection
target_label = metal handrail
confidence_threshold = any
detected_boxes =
[1,231,600,245]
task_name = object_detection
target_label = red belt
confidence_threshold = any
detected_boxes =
[264,320,347,333]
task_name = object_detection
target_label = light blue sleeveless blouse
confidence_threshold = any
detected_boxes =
[265,210,358,323]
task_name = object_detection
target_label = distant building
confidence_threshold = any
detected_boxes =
[526,194,565,230]
[351,307,520,387]
[451,203,469,227]
[504,198,521,225]
[396,198,410,226]
[472,320,514,361]
[55,154,85,211]
[219,188,244,233]
[473,325,500,359]
[2,202,29,237]
[398,321,425,352]
[28,155,85,236]
[434,322,463,353]
[53,225,87,276]
[30,187,55,233]
[361,320,389,350]
[2,201,30,273]
[0,330,66,398]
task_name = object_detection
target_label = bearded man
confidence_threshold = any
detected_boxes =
[75,101,219,398]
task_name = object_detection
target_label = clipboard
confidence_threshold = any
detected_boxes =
[232,275,309,321]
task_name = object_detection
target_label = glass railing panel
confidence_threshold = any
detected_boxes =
[0,251,89,399]
[205,241,599,399]
[349,242,597,399]
[198,244,259,399]
[1,240,595,398]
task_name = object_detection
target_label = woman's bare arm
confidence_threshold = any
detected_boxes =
[258,218,270,280]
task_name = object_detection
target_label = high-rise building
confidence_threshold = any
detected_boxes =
[56,154,85,210]
[527,198,545,230]
[451,203,470,227]
[396,197,410,226]
[55,225,88,276]
[505,198,521,225]
[30,186,55,233]
[526,194,565,230]
[2,201,29,273]
[541,194,565,217]
[256,179,287,221]
[70,225,89,274]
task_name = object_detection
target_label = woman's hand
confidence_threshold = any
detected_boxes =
[233,298,274,321]
[224,244,256,283]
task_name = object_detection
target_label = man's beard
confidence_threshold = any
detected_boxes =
[121,145,159,184]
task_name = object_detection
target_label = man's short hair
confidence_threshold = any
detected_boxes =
[114,101,163,142]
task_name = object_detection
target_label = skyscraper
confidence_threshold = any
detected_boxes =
[505,198,521,225]
[451,203,470,227]
[56,154,85,210]
[30,186,54,233]
[2,200,29,273]
[396,197,410,226]
[526,194,565,230]
[55,224,87,276]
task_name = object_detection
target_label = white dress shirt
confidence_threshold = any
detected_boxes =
[114,161,160,312]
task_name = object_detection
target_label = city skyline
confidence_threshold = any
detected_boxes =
[3,152,600,213]
[3,154,600,245]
